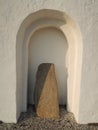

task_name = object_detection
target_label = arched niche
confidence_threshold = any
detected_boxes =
[16,9,83,120]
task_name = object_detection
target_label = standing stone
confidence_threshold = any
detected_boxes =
[34,63,59,119]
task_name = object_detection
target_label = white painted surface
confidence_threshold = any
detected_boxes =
[0,0,98,124]
[28,27,68,104]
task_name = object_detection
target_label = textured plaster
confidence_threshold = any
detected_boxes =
[0,0,98,124]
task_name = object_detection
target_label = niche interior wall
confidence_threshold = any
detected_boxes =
[28,27,68,105]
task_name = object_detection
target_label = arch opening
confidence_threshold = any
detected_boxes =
[16,9,83,121]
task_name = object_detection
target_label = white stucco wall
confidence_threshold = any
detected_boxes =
[0,0,98,124]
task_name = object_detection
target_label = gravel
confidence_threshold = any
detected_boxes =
[0,105,98,130]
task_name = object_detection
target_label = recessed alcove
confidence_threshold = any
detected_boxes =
[28,27,68,105]
[16,9,82,121]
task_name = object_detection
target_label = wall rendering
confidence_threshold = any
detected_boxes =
[0,0,98,124]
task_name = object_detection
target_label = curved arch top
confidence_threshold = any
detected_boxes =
[16,9,83,121]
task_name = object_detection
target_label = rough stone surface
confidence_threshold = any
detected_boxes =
[34,63,59,119]
[0,105,98,130]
